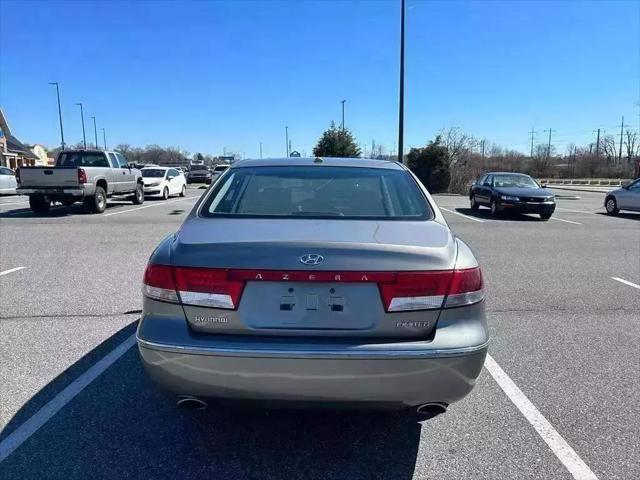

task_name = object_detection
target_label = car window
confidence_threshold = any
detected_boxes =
[484,175,493,187]
[57,152,109,168]
[478,175,487,185]
[108,153,118,168]
[115,154,129,168]
[168,169,179,177]
[201,166,432,220]
[214,165,229,172]
[141,169,166,178]
[0,167,13,175]
[628,180,640,192]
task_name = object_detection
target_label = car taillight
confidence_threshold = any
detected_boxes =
[173,267,244,310]
[78,168,87,184]
[142,264,179,303]
[380,267,484,312]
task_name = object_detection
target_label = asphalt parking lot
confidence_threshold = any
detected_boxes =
[0,187,638,480]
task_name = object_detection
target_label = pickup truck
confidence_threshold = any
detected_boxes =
[17,149,145,213]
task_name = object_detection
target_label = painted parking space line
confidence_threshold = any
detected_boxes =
[484,354,598,480]
[0,267,26,276]
[611,277,640,290]
[0,334,136,463]
[102,196,198,217]
[0,201,29,207]
[550,217,582,225]
[555,207,596,215]
[439,207,485,223]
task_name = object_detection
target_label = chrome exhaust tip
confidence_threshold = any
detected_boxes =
[416,402,448,418]
[177,396,208,410]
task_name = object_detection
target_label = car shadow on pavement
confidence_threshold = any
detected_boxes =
[0,200,150,218]
[595,212,640,221]
[455,207,544,222]
[1,323,422,480]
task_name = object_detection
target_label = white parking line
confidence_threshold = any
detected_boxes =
[611,277,640,290]
[0,266,26,276]
[556,207,595,215]
[485,354,598,480]
[103,196,197,217]
[439,207,485,223]
[550,217,582,225]
[0,334,136,463]
[0,201,29,207]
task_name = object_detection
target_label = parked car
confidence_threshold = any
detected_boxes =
[141,167,187,199]
[0,166,18,195]
[210,164,229,182]
[469,172,556,220]
[605,178,640,215]
[16,149,144,213]
[186,164,212,184]
[138,157,488,415]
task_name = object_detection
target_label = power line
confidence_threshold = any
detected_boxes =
[528,127,536,157]
[543,128,556,159]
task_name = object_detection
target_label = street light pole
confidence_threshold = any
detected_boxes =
[341,99,346,131]
[75,103,87,148]
[90,116,98,149]
[397,0,405,164]
[49,82,65,149]
[260,141,263,159]
[101,128,107,150]
[285,126,289,157]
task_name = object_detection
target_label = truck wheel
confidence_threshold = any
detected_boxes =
[132,183,144,205]
[85,186,107,213]
[29,195,50,214]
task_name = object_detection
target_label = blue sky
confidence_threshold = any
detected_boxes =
[1,0,638,158]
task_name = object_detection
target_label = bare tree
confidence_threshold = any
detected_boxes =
[439,127,478,166]
[624,129,638,163]
[599,135,618,165]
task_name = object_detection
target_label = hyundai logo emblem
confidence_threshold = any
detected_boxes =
[299,254,324,266]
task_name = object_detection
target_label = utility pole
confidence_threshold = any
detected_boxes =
[341,100,346,131]
[101,128,107,150]
[75,103,87,149]
[618,116,624,163]
[397,0,405,164]
[544,128,555,159]
[481,140,485,158]
[285,126,289,157]
[259,141,263,159]
[49,82,65,149]
[594,128,601,157]
[289,140,292,156]
[90,116,98,149]
[528,127,536,158]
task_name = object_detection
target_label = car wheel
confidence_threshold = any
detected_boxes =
[180,184,186,197]
[132,183,144,205]
[162,187,169,200]
[540,212,552,220]
[29,195,50,214]
[490,199,500,217]
[87,186,107,213]
[470,195,479,210]
[605,196,619,215]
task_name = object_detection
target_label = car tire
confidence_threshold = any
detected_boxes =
[605,196,619,215]
[470,195,479,210]
[162,187,169,200]
[29,195,50,214]
[180,185,186,197]
[490,199,500,217]
[132,183,144,205]
[540,212,552,220]
[86,186,107,214]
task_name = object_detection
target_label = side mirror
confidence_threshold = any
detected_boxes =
[621,181,631,189]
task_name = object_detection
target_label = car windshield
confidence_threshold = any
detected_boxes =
[191,165,207,171]
[493,174,539,188]
[141,169,165,178]
[57,152,109,168]
[214,165,229,172]
[201,166,431,220]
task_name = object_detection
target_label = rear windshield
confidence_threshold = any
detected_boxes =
[142,169,166,178]
[214,165,229,172]
[57,152,109,168]
[200,166,431,220]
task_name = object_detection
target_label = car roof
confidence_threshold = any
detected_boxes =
[141,166,168,170]
[484,172,532,176]
[231,157,405,170]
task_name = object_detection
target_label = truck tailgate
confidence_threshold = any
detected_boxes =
[19,167,79,188]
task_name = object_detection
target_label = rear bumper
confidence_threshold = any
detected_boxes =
[18,187,86,196]
[136,301,489,408]
[144,189,161,195]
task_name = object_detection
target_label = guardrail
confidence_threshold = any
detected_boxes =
[537,178,628,186]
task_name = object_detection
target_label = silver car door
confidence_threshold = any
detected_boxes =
[625,180,640,210]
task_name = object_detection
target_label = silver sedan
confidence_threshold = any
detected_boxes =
[137,157,488,415]
[605,178,640,215]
